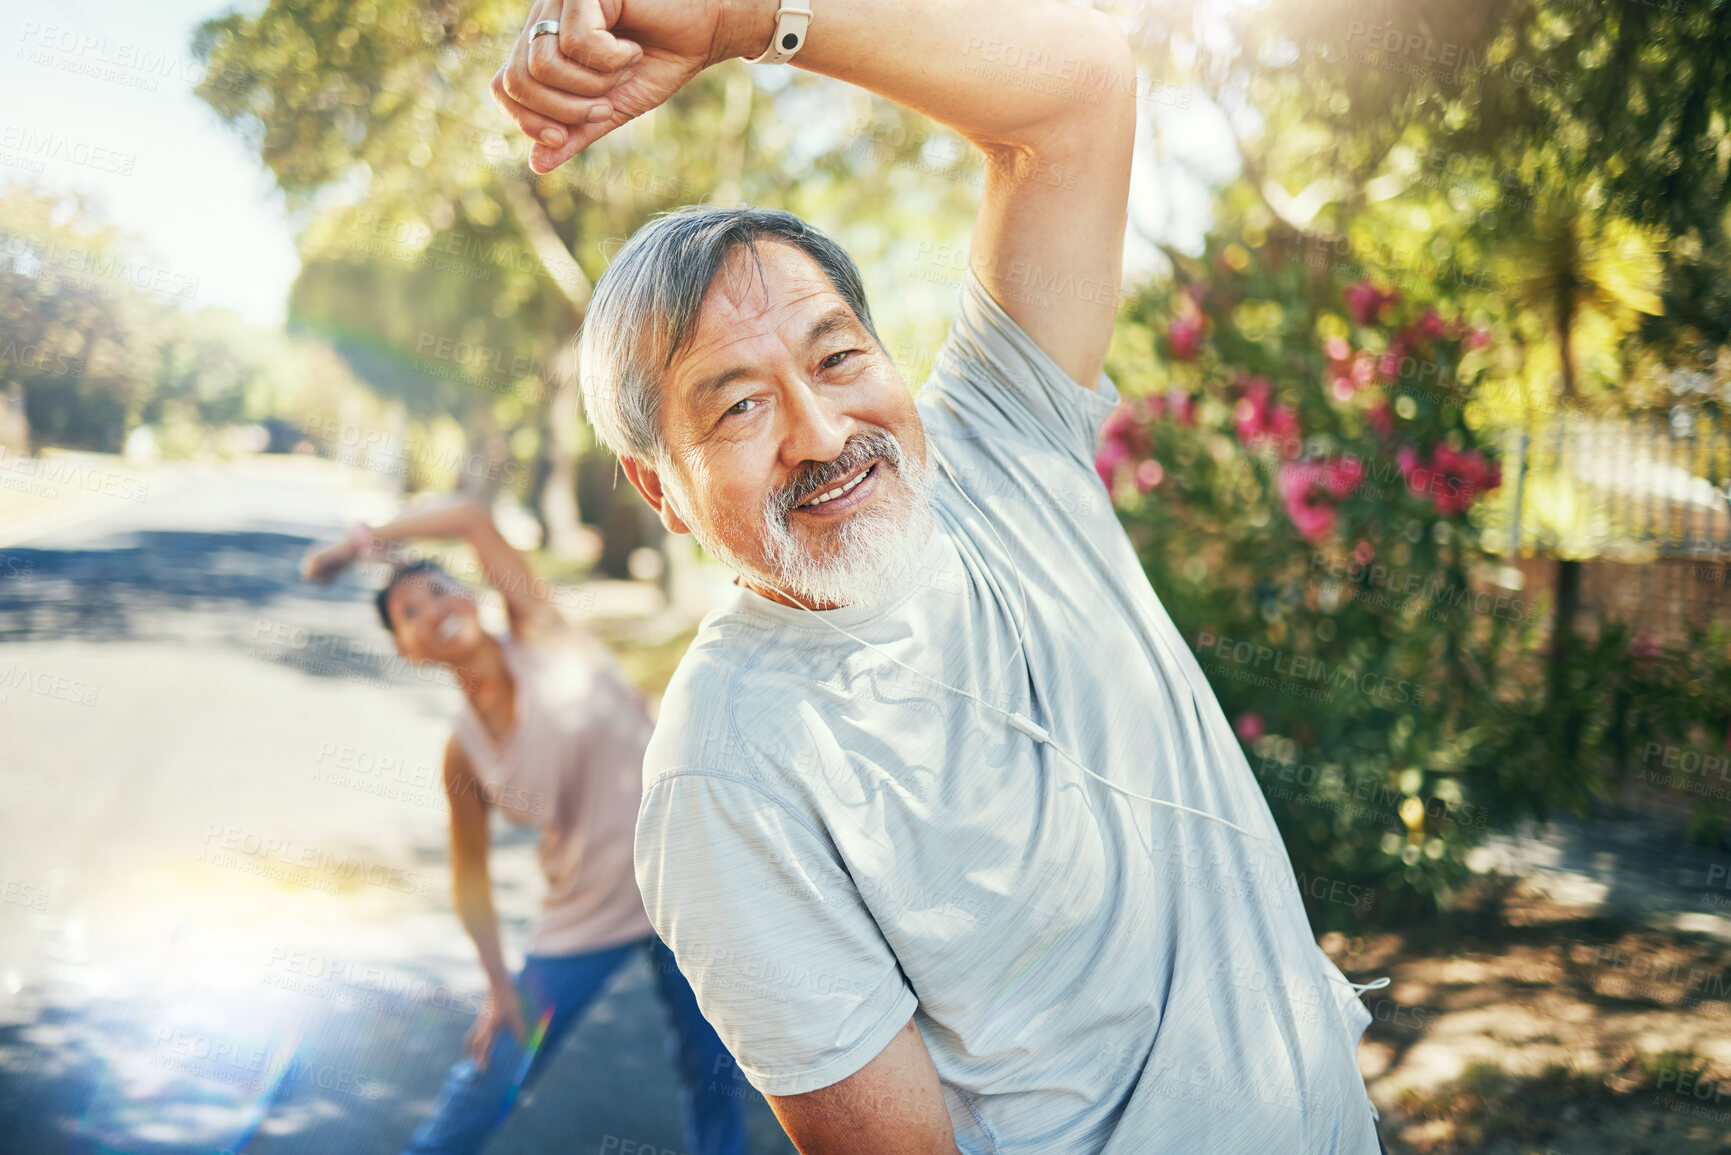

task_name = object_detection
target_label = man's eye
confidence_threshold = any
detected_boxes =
[725,398,756,417]
[822,350,854,370]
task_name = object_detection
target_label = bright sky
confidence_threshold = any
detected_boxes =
[0,0,299,325]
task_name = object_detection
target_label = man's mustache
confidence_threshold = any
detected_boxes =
[770,430,903,522]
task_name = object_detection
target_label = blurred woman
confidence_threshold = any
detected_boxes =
[301,494,746,1155]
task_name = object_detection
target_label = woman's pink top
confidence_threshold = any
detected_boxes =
[452,624,655,956]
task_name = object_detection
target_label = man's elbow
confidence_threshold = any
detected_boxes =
[1018,12,1137,164]
[1078,12,1138,145]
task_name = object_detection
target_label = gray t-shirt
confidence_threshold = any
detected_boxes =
[636,265,1381,1154]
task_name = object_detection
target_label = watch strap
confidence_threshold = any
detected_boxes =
[747,0,813,65]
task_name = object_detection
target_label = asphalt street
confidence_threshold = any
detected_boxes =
[0,454,796,1155]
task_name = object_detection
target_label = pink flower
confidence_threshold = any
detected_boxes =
[1398,444,1502,516]
[1344,281,1401,327]
[1167,388,1196,427]
[1629,632,1662,660]
[1278,462,1340,542]
[1135,458,1165,492]
[1465,326,1493,351]
[1234,713,1266,743]
[1097,402,1162,492]
[1095,438,1132,488]
[1367,403,1395,437]
[1168,315,1204,361]
[1233,376,1299,448]
[1323,456,1364,499]
[1102,407,1138,441]
[1416,307,1446,340]
[1324,337,1352,362]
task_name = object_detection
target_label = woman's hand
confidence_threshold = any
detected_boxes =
[465,981,529,1070]
[299,538,358,584]
[491,0,743,172]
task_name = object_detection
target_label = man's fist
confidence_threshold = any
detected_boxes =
[492,0,752,172]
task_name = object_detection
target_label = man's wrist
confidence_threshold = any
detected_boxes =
[715,0,783,64]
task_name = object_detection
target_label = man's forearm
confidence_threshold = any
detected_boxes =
[716,0,1133,156]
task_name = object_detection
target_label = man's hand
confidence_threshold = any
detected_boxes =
[465,981,529,1069]
[492,0,742,172]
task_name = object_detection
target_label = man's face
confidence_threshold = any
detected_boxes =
[627,240,936,611]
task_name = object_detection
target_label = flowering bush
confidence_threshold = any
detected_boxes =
[1100,228,1731,924]
[1097,226,1675,926]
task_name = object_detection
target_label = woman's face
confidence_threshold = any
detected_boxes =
[385,571,484,664]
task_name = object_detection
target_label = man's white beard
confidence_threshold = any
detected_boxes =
[673,428,937,611]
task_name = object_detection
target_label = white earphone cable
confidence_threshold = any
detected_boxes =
[752,444,1274,844]
[745,437,1390,1066]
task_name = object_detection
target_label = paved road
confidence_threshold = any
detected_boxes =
[0,455,796,1155]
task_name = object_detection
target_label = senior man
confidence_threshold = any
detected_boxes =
[493,2,1389,1152]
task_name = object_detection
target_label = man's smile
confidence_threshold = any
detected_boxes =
[793,459,882,516]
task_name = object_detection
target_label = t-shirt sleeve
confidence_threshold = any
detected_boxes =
[635,770,920,1097]
[918,263,1123,474]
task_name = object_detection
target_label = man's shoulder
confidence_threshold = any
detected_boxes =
[642,612,837,793]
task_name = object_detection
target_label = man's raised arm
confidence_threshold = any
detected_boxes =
[493,0,1137,391]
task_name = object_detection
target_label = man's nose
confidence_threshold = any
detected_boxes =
[777,376,850,469]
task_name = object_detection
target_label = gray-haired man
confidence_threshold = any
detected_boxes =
[494,2,1387,1152]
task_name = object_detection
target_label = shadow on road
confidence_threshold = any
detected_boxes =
[0,532,353,645]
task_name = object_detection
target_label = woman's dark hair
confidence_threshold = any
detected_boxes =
[374,559,457,632]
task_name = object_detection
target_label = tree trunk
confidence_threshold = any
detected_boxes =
[711,66,755,207]
[1548,295,1583,757]
[499,177,596,559]
[539,341,596,561]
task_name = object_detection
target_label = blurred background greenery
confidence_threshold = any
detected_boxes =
[5,0,1731,942]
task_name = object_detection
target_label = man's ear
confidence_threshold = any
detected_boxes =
[620,456,691,535]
